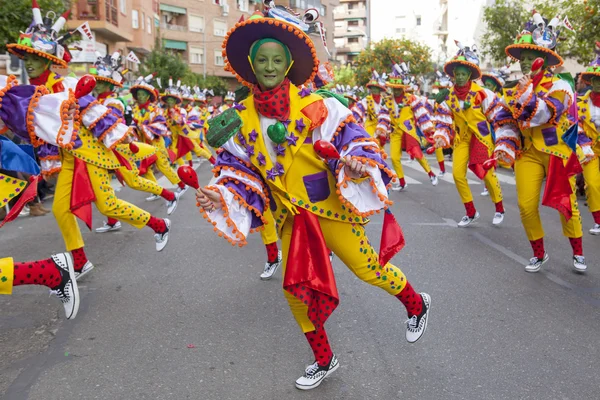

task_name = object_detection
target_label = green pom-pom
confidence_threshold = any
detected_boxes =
[463,101,471,110]
[267,122,287,144]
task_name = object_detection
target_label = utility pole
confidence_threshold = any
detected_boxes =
[203,28,207,79]
[365,0,370,48]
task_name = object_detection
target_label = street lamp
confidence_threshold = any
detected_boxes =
[347,27,368,47]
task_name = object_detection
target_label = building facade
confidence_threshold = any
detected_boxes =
[333,0,368,65]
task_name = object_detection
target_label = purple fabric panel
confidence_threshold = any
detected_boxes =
[222,180,265,229]
[153,115,167,124]
[107,104,124,120]
[0,85,36,142]
[302,171,330,203]
[90,112,119,139]
[494,107,513,124]
[403,120,413,131]
[577,132,592,146]
[77,95,95,110]
[541,126,558,146]
[216,150,263,178]
[187,115,200,124]
[477,121,490,137]
[517,93,538,121]
[416,114,430,125]
[545,96,565,122]
[496,138,516,148]
[37,143,60,158]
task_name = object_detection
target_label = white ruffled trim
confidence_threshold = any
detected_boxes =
[518,84,533,105]
[480,88,496,113]
[494,142,515,165]
[495,123,520,142]
[433,129,451,146]
[104,98,124,112]
[40,158,61,173]
[32,91,76,147]
[82,103,110,129]
[221,135,252,164]
[547,79,574,107]
[205,184,251,244]
[103,123,129,149]
[337,161,388,214]
[311,97,352,143]
[436,113,453,126]
[62,77,78,91]
[413,105,427,119]
[419,120,434,132]
[214,168,264,193]
[579,143,596,164]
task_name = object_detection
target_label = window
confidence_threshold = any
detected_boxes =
[300,0,306,8]
[396,27,406,33]
[348,3,355,9]
[142,12,145,29]
[147,17,152,33]
[213,0,221,4]
[214,20,227,36]
[416,16,421,26]
[238,0,249,12]
[189,15,205,32]
[119,0,126,14]
[348,37,359,43]
[214,50,224,66]
[320,5,326,16]
[132,10,139,29]
[190,47,204,64]
[348,20,358,27]
[334,21,344,29]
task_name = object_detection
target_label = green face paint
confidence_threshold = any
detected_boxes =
[135,89,151,104]
[519,49,546,75]
[453,66,471,87]
[369,86,381,95]
[24,53,50,79]
[94,81,113,95]
[182,99,190,107]
[483,79,498,92]
[392,88,405,97]
[592,77,600,93]
[253,42,290,90]
[165,97,178,108]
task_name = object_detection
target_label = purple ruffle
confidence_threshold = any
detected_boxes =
[416,113,430,126]
[0,85,36,142]
[545,96,565,123]
[77,95,95,110]
[494,107,513,124]
[37,143,59,158]
[517,93,538,121]
[90,111,119,140]
[577,132,592,146]
[107,104,124,120]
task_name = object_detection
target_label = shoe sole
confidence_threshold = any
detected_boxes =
[589,230,600,236]
[61,253,80,320]
[156,219,171,252]
[167,201,178,215]
[407,293,431,344]
[295,360,340,390]
[75,263,95,281]
[95,226,121,233]
[458,215,479,228]
[260,263,280,280]
[492,216,504,226]
[525,254,549,273]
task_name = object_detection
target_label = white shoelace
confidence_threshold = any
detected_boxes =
[406,315,418,331]
[304,362,319,376]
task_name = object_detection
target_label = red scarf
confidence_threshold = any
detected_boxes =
[29,69,51,86]
[253,78,291,121]
[531,71,544,92]
[590,91,600,108]
[372,94,381,103]
[97,91,114,101]
[137,100,151,110]
[454,81,471,101]
[394,96,404,104]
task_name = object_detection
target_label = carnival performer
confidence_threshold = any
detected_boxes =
[7,3,172,280]
[0,92,79,318]
[354,71,389,137]
[195,8,431,390]
[578,52,600,236]
[493,11,587,272]
[130,75,188,199]
[432,42,506,227]
[161,80,215,167]
[376,63,438,190]
[90,53,181,233]
[429,72,453,176]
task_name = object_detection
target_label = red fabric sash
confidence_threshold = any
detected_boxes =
[138,154,157,175]
[167,148,178,163]
[372,94,381,103]
[403,132,424,159]
[114,169,125,186]
[112,149,132,170]
[379,208,406,267]
[591,92,600,108]
[253,78,291,121]
[283,208,339,331]
[541,153,582,220]
[468,135,491,180]
[0,176,39,228]
[176,136,196,160]
[70,157,96,230]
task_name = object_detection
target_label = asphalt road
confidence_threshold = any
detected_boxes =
[1,155,599,400]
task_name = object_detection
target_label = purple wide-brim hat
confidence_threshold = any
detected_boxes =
[223,18,319,87]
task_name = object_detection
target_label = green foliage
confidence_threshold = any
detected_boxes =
[140,37,190,88]
[481,0,595,65]
[332,65,356,86]
[354,38,433,86]
[0,0,72,53]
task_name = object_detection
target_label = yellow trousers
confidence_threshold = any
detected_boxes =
[582,157,600,213]
[144,138,180,185]
[280,215,407,333]
[260,209,279,245]
[0,257,14,295]
[119,166,164,196]
[453,137,502,204]
[515,147,582,240]
[435,147,445,163]
[53,152,151,251]
[389,133,431,179]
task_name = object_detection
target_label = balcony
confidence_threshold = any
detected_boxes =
[160,22,187,32]
[334,7,366,20]
[69,0,133,42]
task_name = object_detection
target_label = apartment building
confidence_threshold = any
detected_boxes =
[333,0,368,65]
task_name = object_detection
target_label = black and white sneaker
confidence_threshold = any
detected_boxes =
[295,354,339,390]
[457,212,480,227]
[49,253,80,320]
[146,194,161,202]
[166,192,180,215]
[406,293,431,343]
[95,220,122,233]
[176,185,189,196]
[260,250,282,280]
[329,251,334,263]
[573,255,587,273]
[154,218,171,252]
[525,252,549,273]
[74,260,95,281]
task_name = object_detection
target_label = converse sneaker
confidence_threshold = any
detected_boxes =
[589,224,600,235]
[430,175,438,186]
[492,212,505,225]
[49,253,80,320]
[525,252,549,273]
[95,220,122,233]
[438,170,445,177]
[391,179,402,192]
[406,293,431,343]
[295,355,339,390]
[154,218,171,252]
[176,185,189,196]
[457,211,480,227]
[260,250,282,280]
[166,192,181,215]
[146,194,160,202]
[74,261,95,281]
[573,255,587,273]
[481,188,489,196]
[329,251,334,263]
